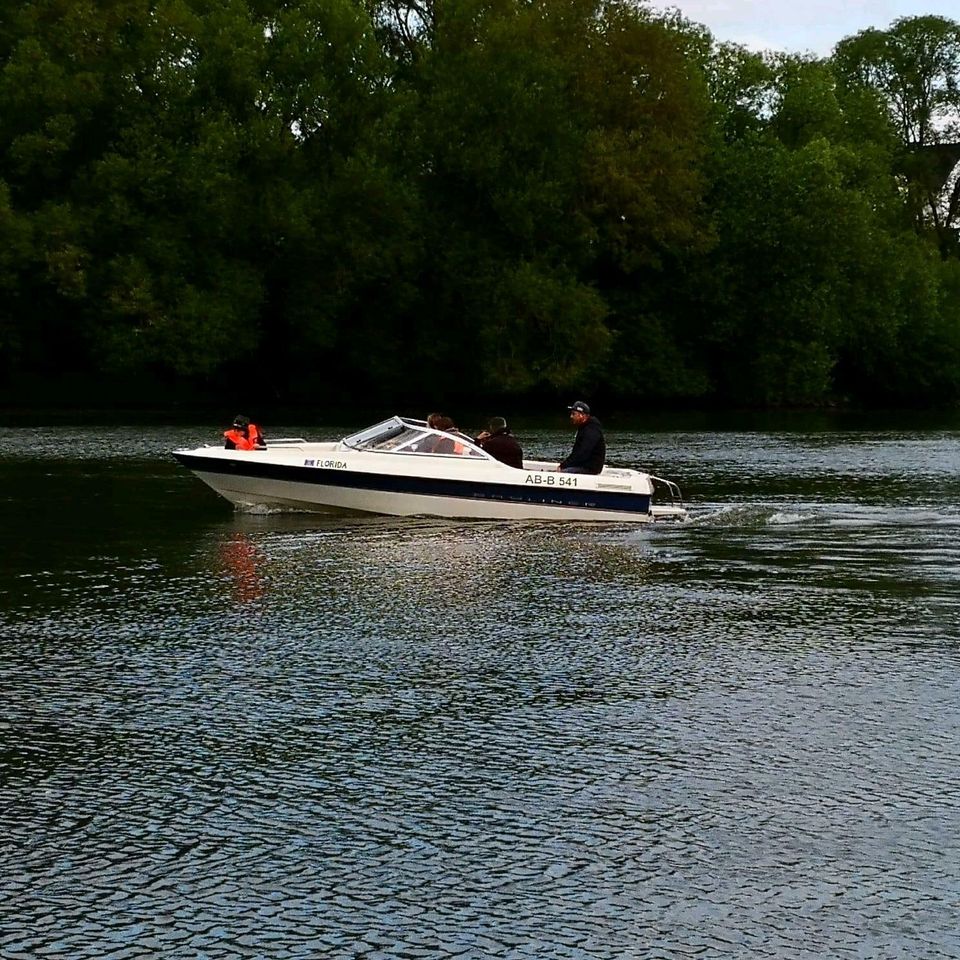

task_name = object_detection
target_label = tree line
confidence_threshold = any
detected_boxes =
[2,0,960,409]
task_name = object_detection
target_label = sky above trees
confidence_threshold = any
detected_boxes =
[653,0,960,56]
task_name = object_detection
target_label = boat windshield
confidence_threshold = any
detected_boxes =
[342,417,488,458]
[342,417,409,449]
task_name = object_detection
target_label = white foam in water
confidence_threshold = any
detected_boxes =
[768,510,807,525]
[237,503,301,515]
[688,504,770,526]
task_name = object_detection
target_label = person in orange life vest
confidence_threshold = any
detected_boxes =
[224,414,266,451]
[426,413,467,454]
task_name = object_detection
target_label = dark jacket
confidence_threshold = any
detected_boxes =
[560,416,605,474]
[477,428,524,469]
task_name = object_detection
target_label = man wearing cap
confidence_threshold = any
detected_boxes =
[474,417,524,469]
[559,401,605,474]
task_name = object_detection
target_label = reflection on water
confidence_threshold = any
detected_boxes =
[1,423,959,958]
[218,533,266,605]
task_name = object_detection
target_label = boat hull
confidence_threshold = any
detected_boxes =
[174,452,666,523]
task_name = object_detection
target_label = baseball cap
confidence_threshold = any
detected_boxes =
[567,401,590,415]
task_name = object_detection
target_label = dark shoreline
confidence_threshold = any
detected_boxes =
[2,403,958,433]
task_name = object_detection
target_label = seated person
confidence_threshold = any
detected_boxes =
[425,414,467,454]
[474,417,523,468]
[559,401,604,474]
[224,415,266,451]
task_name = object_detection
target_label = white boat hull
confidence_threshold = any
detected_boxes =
[186,466,680,522]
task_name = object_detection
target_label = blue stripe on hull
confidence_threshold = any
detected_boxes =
[174,453,652,515]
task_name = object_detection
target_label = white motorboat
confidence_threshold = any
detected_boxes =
[173,416,687,523]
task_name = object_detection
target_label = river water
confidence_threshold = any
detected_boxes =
[2,419,959,959]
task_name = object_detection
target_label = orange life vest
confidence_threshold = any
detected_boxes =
[247,424,265,448]
[224,424,264,451]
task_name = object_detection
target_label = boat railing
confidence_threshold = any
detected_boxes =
[264,437,307,445]
[649,475,684,508]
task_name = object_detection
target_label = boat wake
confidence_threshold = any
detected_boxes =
[235,502,307,516]
[688,504,818,527]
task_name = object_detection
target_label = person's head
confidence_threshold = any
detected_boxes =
[567,401,590,426]
[232,414,250,431]
[488,416,508,434]
[433,415,456,432]
[426,413,443,429]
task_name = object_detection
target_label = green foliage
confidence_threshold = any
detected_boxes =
[833,16,960,257]
[1,1,959,407]
[698,135,845,404]
[833,16,960,147]
[0,180,32,370]
[480,259,611,392]
[683,44,951,407]
[838,242,960,404]
[704,43,775,142]
[771,56,845,149]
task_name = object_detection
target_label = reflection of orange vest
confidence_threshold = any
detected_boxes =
[220,534,264,603]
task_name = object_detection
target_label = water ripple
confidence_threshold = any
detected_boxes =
[2,425,960,958]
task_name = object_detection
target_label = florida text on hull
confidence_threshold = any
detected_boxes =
[173,416,686,522]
